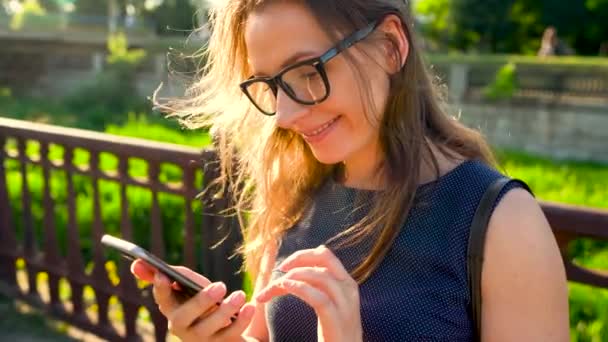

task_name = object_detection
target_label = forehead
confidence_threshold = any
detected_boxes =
[244,2,333,75]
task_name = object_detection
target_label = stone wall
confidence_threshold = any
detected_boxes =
[442,60,608,164]
[456,102,608,163]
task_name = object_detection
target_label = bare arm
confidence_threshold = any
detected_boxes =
[482,188,569,341]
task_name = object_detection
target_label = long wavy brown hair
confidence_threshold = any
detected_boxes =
[157,0,496,283]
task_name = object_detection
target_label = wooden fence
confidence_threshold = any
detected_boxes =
[0,118,242,341]
[0,118,607,340]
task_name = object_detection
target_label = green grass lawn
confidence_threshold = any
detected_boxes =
[497,150,608,209]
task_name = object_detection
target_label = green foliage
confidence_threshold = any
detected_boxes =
[414,0,457,51]
[0,87,11,98]
[10,0,44,30]
[0,95,97,130]
[143,0,201,36]
[497,150,608,209]
[414,0,608,55]
[72,0,107,16]
[105,113,211,147]
[508,0,608,55]
[63,33,149,129]
[38,0,62,12]
[483,62,517,101]
[569,280,608,341]
[0,90,178,132]
[6,1,66,32]
[450,0,515,52]
[106,32,147,65]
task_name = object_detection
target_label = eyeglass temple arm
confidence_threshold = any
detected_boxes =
[319,21,379,64]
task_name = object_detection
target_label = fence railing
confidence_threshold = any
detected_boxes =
[0,118,242,341]
[545,202,608,288]
[0,118,607,341]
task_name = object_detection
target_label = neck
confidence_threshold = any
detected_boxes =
[340,141,385,190]
[338,140,462,190]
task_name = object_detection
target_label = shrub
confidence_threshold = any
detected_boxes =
[63,33,149,125]
[483,62,517,101]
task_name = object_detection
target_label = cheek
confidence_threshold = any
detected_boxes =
[338,62,389,120]
[323,68,368,118]
[319,58,387,138]
[366,67,391,122]
[319,95,379,145]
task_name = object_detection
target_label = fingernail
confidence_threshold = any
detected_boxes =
[207,282,225,298]
[154,272,162,284]
[240,303,255,318]
[254,289,268,302]
[227,291,245,306]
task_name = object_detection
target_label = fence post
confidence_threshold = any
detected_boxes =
[0,135,18,294]
[200,152,244,292]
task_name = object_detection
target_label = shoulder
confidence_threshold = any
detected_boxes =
[485,188,558,265]
[480,188,570,341]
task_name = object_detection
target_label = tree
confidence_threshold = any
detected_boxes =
[73,0,107,16]
[9,0,46,30]
[413,0,608,55]
[414,0,455,51]
[143,0,200,36]
[507,0,608,55]
[585,0,608,55]
[450,0,516,52]
[39,0,61,12]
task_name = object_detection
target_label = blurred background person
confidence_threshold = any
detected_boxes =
[538,26,574,57]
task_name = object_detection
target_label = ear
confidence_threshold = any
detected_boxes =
[377,14,409,73]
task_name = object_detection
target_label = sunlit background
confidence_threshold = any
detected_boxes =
[1,1,607,341]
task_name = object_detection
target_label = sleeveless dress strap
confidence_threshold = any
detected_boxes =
[467,178,533,341]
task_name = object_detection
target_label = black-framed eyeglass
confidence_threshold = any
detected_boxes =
[239,20,380,116]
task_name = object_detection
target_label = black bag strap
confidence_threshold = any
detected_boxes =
[467,177,532,341]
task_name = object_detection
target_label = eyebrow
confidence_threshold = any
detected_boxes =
[250,50,320,77]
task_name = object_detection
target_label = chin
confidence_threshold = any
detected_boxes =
[309,148,348,165]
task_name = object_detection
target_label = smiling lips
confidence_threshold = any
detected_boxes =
[301,116,340,138]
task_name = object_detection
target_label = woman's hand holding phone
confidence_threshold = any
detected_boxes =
[130,259,256,341]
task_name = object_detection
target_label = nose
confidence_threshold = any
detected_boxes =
[275,89,309,129]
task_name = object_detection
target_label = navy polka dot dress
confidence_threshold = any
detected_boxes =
[266,159,527,341]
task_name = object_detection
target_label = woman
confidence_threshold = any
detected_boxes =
[538,26,573,57]
[132,0,569,341]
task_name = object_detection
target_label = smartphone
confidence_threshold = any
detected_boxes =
[101,234,203,300]
[101,234,239,321]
